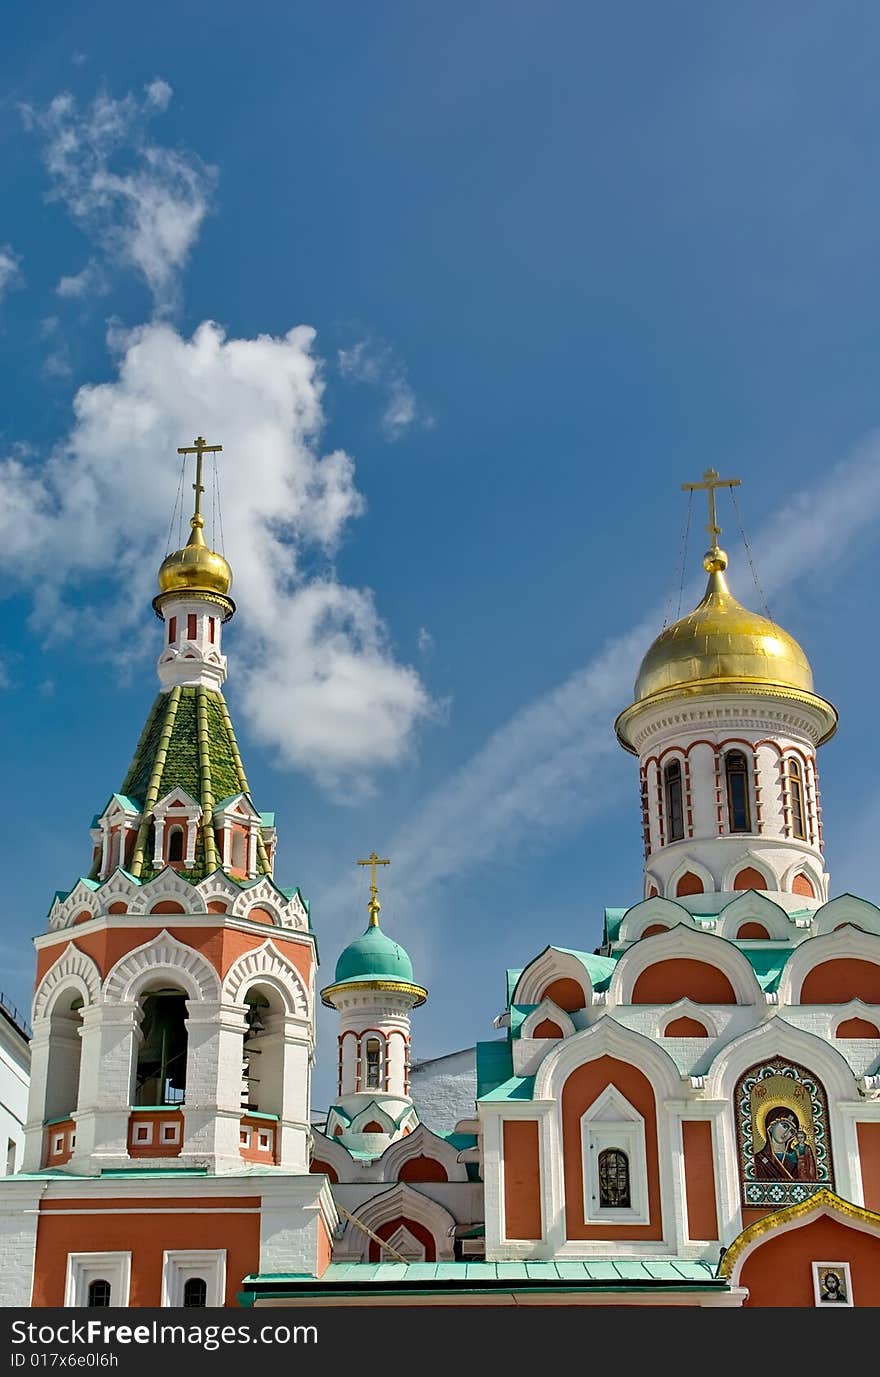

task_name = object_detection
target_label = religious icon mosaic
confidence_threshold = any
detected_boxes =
[735,1058,833,1207]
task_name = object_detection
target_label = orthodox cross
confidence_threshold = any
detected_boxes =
[681,467,741,549]
[177,435,223,525]
[357,851,391,927]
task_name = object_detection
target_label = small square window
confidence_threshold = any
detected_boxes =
[69,1133,76,1150]
[134,1123,152,1144]
[239,1129,250,1146]
[52,1134,65,1154]
[257,1130,273,1151]
[161,1122,180,1144]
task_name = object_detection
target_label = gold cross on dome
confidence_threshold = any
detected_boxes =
[177,435,223,525]
[357,851,390,927]
[682,467,741,549]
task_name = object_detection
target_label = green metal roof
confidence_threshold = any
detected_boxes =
[110,686,271,883]
[334,923,415,984]
[238,1258,726,1303]
[476,1039,514,1098]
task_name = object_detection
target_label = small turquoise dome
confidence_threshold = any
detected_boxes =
[334,923,414,984]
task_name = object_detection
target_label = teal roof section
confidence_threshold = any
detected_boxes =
[260,812,275,827]
[238,1258,727,1303]
[740,946,791,992]
[507,947,618,1007]
[479,1073,536,1102]
[334,923,415,985]
[603,908,627,943]
[476,1040,514,1098]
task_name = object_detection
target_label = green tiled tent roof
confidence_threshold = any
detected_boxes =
[103,685,270,883]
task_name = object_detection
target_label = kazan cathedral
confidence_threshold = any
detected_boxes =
[2,447,879,1310]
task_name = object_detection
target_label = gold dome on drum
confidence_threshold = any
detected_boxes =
[157,516,233,599]
[636,547,813,700]
[615,547,837,751]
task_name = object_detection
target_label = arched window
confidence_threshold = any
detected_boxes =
[598,1148,631,1208]
[725,750,752,833]
[663,760,685,842]
[788,758,806,840]
[365,1038,382,1089]
[167,826,184,864]
[168,615,177,644]
[183,1277,208,1308]
[87,1279,112,1308]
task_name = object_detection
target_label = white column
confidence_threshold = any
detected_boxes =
[70,1003,140,1173]
[257,1012,313,1172]
[247,826,258,879]
[185,818,198,868]
[153,820,164,868]
[21,1019,52,1173]
[179,1001,246,1172]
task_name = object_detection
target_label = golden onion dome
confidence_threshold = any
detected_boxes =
[615,547,837,751]
[154,515,234,614]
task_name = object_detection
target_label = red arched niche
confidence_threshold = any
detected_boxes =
[737,922,770,940]
[310,1159,339,1183]
[836,1017,880,1039]
[150,900,186,915]
[642,924,668,938]
[734,868,767,891]
[664,1015,708,1037]
[801,959,880,1005]
[676,872,704,897]
[398,1155,448,1183]
[542,978,586,1012]
[368,1217,436,1263]
[739,1215,880,1307]
[632,959,737,1005]
[362,1121,384,1133]
[533,1019,563,1039]
[562,1057,662,1240]
[792,873,815,898]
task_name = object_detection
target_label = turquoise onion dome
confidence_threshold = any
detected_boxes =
[334,922,414,984]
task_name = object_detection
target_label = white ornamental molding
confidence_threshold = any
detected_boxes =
[342,1183,456,1262]
[520,999,576,1041]
[193,871,241,912]
[128,869,197,917]
[776,927,880,1006]
[702,1015,859,1104]
[222,940,309,1017]
[48,880,102,931]
[377,1122,469,1184]
[617,896,696,943]
[33,943,102,1021]
[512,947,594,1008]
[714,891,793,942]
[811,894,880,938]
[532,1016,683,1105]
[103,930,221,1004]
[606,925,764,1009]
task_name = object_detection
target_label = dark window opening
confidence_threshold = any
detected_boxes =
[167,827,184,864]
[187,613,197,640]
[168,616,177,644]
[663,759,685,841]
[134,990,188,1106]
[183,1277,208,1308]
[87,1279,111,1307]
[725,751,752,832]
[598,1148,631,1208]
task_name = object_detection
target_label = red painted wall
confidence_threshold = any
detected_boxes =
[740,1215,880,1306]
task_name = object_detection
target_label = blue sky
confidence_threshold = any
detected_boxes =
[3,3,880,1107]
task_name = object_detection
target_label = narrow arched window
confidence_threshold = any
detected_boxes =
[365,1038,382,1089]
[87,1278,111,1307]
[183,1277,208,1308]
[663,760,684,841]
[788,757,806,840]
[167,826,184,864]
[725,750,751,832]
[598,1148,631,1208]
[231,830,247,872]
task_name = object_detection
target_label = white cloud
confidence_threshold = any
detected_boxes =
[417,626,434,657]
[352,434,880,920]
[23,82,214,312]
[338,336,433,442]
[0,319,434,789]
[56,259,107,299]
[0,246,22,300]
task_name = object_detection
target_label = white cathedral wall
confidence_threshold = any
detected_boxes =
[409,1047,478,1135]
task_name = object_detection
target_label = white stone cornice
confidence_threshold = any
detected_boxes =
[607,926,764,1008]
[811,894,880,938]
[103,930,221,1004]
[776,927,880,1005]
[532,1016,683,1103]
[33,943,102,1021]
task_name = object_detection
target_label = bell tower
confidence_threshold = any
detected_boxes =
[24,436,316,1178]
